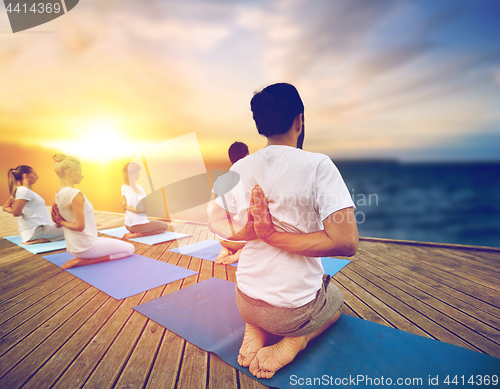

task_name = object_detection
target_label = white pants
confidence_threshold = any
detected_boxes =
[30,224,65,242]
[71,237,135,260]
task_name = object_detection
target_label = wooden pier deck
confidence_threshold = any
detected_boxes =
[1,210,499,389]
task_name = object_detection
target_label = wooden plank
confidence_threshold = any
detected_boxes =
[342,266,481,352]
[209,353,238,389]
[347,262,500,356]
[0,272,75,324]
[0,249,40,273]
[51,293,145,389]
[85,224,206,388]
[81,303,150,389]
[144,281,187,389]
[239,371,269,389]
[177,342,208,389]
[0,264,65,303]
[145,330,184,389]
[359,236,500,252]
[388,244,500,301]
[434,246,500,274]
[358,246,500,331]
[358,242,500,319]
[0,259,54,290]
[0,271,73,315]
[2,212,500,389]
[333,278,392,327]
[108,283,170,388]
[176,237,209,389]
[147,246,206,388]
[20,293,119,389]
[0,286,103,387]
[334,272,430,337]
[0,280,87,349]
[359,251,500,339]
[113,313,166,389]
[400,244,500,291]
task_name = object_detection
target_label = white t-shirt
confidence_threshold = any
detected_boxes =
[215,145,354,308]
[55,187,98,254]
[15,186,53,242]
[121,184,149,226]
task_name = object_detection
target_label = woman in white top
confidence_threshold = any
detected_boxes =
[209,83,358,379]
[2,165,63,244]
[51,154,134,269]
[120,162,168,240]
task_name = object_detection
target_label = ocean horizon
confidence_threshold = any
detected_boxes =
[334,159,500,248]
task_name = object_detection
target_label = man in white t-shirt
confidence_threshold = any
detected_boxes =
[208,83,358,379]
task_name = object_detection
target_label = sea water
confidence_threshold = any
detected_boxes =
[335,160,500,248]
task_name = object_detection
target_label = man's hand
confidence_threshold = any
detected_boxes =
[249,185,276,242]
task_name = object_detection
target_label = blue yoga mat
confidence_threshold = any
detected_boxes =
[43,251,198,300]
[98,226,192,245]
[321,257,350,275]
[134,277,500,389]
[4,235,66,254]
[169,240,238,267]
[169,240,351,274]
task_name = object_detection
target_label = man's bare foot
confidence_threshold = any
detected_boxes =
[249,336,306,379]
[238,324,267,367]
[248,310,342,379]
[23,239,51,245]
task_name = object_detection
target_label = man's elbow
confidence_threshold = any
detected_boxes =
[76,224,85,232]
[339,234,359,257]
[342,239,358,257]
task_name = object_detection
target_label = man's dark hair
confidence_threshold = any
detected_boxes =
[250,83,304,138]
[228,141,249,164]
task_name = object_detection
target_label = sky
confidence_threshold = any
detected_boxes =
[0,0,499,213]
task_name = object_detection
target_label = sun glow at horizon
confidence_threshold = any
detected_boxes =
[39,118,155,163]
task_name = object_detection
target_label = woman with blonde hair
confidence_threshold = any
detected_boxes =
[51,154,134,269]
[120,162,168,240]
[2,165,63,244]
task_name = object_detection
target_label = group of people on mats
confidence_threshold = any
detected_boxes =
[3,83,358,378]
[2,156,167,269]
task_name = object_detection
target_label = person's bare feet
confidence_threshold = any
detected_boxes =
[61,257,88,269]
[216,248,241,265]
[249,336,306,379]
[248,310,343,379]
[61,255,112,269]
[215,247,230,264]
[121,232,142,240]
[23,238,51,245]
[238,324,267,367]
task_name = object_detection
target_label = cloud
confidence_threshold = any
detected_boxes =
[1,0,499,162]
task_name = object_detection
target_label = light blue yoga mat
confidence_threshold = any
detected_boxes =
[98,226,192,245]
[43,251,198,300]
[169,240,238,267]
[321,257,350,275]
[134,277,500,389]
[4,235,66,254]
[169,240,351,274]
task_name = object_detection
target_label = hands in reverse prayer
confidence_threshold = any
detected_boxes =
[249,184,276,243]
